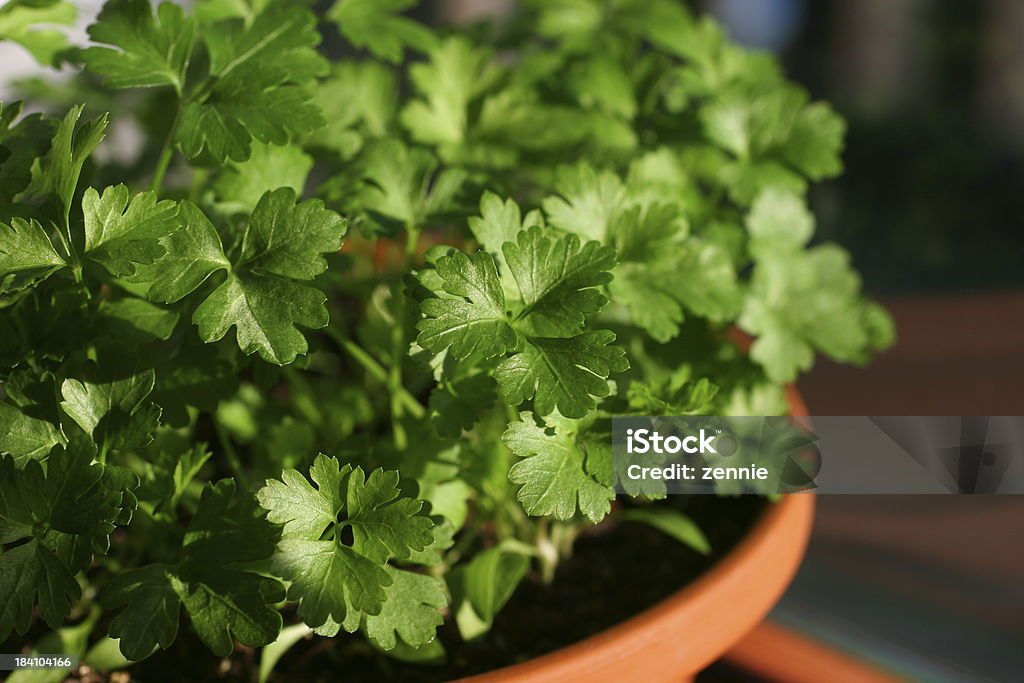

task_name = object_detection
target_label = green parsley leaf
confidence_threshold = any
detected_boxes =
[503,411,614,522]
[257,455,434,635]
[81,0,196,92]
[542,166,742,342]
[345,466,434,564]
[503,225,615,336]
[569,55,636,119]
[176,572,283,658]
[700,86,845,183]
[130,200,230,304]
[93,296,179,347]
[0,101,55,205]
[313,61,397,160]
[744,187,814,258]
[176,4,326,162]
[0,399,66,466]
[0,441,137,638]
[101,479,283,660]
[626,369,718,416]
[780,101,845,180]
[272,539,387,636]
[213,141,313,214]
[542,164,627,242]
[494,332,627,419]
[0,540,80,638]
[416,250,516,360]
[194,274,329,365]
[19,105,108,230]
[0,217,65,286]
[468,192,543,301]
[370,428,472,531]
[101,564,180,659]
[81,184,179,277]
[619,508,710,555]
[0,0,76,67]
[60,359,161,451]
[2,183,177,296]
[608,262,684,343]
[739,189,893,381]
[131,190,344,364]
[429,373,497,438]
[458,544,529,626]
[328,0,435,64]
[169,444,212,507]
[257,453,343,539]
[176,479,284,655]
[192,189,346,364]
[363,566,445,650]
[700,95,752,160]
[400,37,498,150]
[405,517,457,566]
[417,223,627,418]
[469,191,543,256]
[612,235,741,343]
[339,139,464,236]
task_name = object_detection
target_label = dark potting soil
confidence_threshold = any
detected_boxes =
[269,495,767,683]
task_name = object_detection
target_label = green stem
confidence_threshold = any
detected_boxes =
[504,397,520,425]
[389,227,422,449]
[215,422,251,490]
[97,441,110,466]
[282,367,323,427]
[552,521,579,563]
[324,327,425,418]
[53,221,75,269]
[151,106,182,194]
[52,189,80,270]
[535,517,559,584]
[443,518,484,570]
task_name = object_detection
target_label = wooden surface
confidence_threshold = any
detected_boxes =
[723,622,905,683]
[798,291,1024,612]
[798,291,1024,415]
[714,292,1024,682]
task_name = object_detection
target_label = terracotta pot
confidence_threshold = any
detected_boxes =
[457,387,815,683]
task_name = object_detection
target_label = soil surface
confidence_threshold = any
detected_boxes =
[269,496,766,683]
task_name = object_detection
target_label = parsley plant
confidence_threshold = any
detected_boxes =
[0,0,892,675]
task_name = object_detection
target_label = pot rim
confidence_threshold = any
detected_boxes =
[456,387,815,683]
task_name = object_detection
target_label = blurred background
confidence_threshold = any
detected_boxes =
[2,1,1022,681]
[709,2,1024,681]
